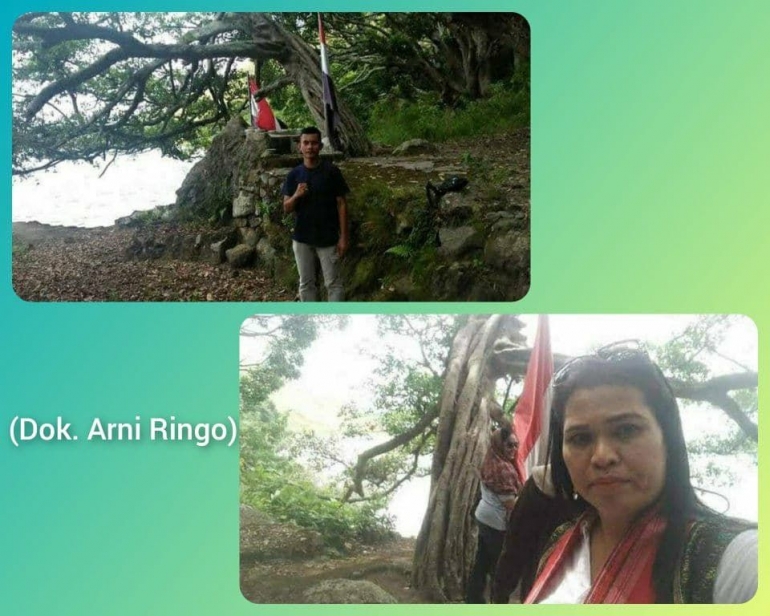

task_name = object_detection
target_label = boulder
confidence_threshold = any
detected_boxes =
[209,231,238,265]
[238,227,260,248]
[174,116,248,217]
[115,204,177,228]
[438,226,484,257]
[256,237,277,267]
[484,232,529,274]
[432,262,472,300]
[233,191,256,217]
[485,209,527,233]
[392,139,437,156]
[440,192,475,223]
[226,244,255,268]
[302,579,397,604]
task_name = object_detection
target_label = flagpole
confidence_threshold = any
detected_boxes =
[317,12,340,151]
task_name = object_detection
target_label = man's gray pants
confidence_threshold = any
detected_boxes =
[292,240,344,302]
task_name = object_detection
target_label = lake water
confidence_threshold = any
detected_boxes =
[12,151,194,228]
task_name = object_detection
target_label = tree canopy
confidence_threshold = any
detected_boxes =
[13,12,530,174]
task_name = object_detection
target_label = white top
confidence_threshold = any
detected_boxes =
[537,524,757,604]
[474,483,508,531]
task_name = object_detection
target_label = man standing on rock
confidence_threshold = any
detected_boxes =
[282,126,350,301]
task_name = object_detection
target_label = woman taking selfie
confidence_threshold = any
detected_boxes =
[522,345,757,604]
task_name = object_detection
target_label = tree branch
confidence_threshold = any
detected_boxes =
[343,407,440,501]
[669,372,758,441]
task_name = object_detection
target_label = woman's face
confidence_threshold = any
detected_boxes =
[562,385,666,524]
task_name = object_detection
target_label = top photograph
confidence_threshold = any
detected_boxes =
[12,12,530,302]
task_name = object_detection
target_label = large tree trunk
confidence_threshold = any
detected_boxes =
[437,13,530,101]
[412,314,525,602]
[242,14,372,156]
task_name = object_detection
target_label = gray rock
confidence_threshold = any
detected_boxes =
[115,204,176,228]
[485,232,530,273]
[233,191,255,217]
[226,244,255,268]
[432,262,468,300]
[393,160,435,172]
[438,226,484,257]
[115,212,144,228]
[392,139,437,156]
[238,227,260,248]
[256,237,277,266]
[210,232,238,265]
[302,579,397,604]
[440,192,475,223]
[485,209,527,233]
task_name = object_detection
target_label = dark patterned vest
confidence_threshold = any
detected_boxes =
[535,513,755,603]
[674,515,756,603]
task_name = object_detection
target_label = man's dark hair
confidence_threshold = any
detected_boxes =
[546,347,707,602]
[299,126,322,140]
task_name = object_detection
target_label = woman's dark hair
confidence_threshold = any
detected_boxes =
[546,344,704,602]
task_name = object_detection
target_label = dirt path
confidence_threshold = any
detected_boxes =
[240,537,432,604]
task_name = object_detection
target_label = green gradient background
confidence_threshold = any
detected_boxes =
[1,1,767,613]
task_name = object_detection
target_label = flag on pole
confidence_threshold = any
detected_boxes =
[513,315,554,481]
[317,13,342,151]
[248,76,278,131]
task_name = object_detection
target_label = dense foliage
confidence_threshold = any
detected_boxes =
[239,315,395,549]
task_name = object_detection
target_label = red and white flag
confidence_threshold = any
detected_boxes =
[318,13,341,150]
[513,315,553,481]
[248,76,278,131]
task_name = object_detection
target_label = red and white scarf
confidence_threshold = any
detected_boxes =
[525,507,666,603]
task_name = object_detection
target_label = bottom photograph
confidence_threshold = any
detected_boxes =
[238,314,758,604]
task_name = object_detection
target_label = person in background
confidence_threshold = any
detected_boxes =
[522,344,757,604]
[465,426,522,603]
[282,126,349,301]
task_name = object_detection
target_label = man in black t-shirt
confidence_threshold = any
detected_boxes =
[282,126,350,301]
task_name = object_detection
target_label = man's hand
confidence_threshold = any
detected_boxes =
[284,183,309,213]
[336,236,349,257]
[294,182,309,200]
